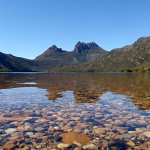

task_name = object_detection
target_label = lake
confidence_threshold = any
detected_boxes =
[0,73,150,149]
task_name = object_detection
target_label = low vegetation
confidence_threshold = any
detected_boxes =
[121,66,150,72]
[0,69,11,72]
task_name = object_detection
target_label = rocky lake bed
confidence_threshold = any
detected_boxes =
[0,73,150,150]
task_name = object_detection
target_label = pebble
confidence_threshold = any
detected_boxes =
[83,143,97,149]
[60,132,90,146]
[144,131,150,137]
[26,132,34,136]
[84,129,90,134]
[54,126,60,130]
[5,128,17,134]
[35,127,44,131]
[122,133,133,139]
[136,128,143,132]
[74,128,82,132]
[57,143,69,149]
[126,141,135,147]
[3,143,16,149]
[74,148,82,150]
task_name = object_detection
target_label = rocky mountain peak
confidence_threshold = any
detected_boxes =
[133,36,150,46]
[87,42,99,48]
[47,45,63,52]
[112,36,150,52]
[73,41,99,53]
[35,45,64,60]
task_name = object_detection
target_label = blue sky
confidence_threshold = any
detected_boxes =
[0,0,150,59]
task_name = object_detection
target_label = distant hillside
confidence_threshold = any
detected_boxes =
[50,37,150,72]
[0,52,35,72]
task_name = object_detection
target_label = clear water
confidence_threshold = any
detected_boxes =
[0,73,150,149]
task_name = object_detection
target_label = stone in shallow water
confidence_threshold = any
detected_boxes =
[54,126,60,130]
[74,148,82,150]
[60,132,90,146]
[84,129,90,134]
[74,128,82,133]
[126,141,135,147]
[57,143,69,149]
[72,117,81,121]
[94,128,110,134]
[144,131,150,137]
[128,131,139,134]
[83,143,97,149]
[35,127,44,131]
[3,141,16,149]
[5,128,17,134]
[136,128,143,132]
[48,126,55,131]
[17,125,24,131]
[122,133,133,139]
[26,132,34,136]
[24,124,32,130]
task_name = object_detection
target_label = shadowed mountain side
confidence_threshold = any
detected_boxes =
[0,52,36,72]
[0,73,150,110]
[34,51,78,71]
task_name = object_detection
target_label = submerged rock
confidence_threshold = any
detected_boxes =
[3,141,16,149]
[144,131,150,137]
[60,132,90,146]
[126,141,135,147]
[83,143,97,149]
[57,143,69,149]
[5,128,17,134]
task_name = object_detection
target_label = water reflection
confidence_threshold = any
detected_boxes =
[17,82,37,85]
[0,73,150,110]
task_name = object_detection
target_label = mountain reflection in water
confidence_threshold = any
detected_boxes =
[0,73,150,110]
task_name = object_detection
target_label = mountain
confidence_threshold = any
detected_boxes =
[0,42,107,72]
[50,37,150,72]
[34,42,108,71]
[73,42,99,53]
[35,45,64,60]
[0,52,35,72]
[72,42,107,63]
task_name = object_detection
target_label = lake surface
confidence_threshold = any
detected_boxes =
[0,73,150,149]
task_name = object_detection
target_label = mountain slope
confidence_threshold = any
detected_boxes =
[50,37,150,72]
[0,52,36,72]
[34,42,108,71]
[1,37,150,72]
[0,42,107,72]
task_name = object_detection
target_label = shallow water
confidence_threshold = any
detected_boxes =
[0,73,150,149]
